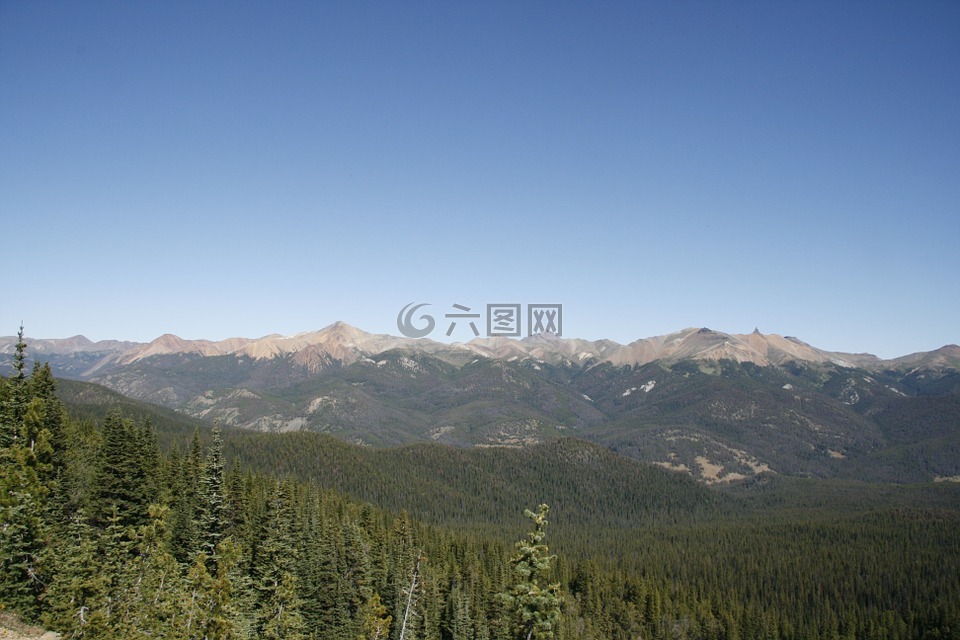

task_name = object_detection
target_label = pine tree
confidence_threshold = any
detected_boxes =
[26,362,68,470]
[0,471,47,618]
[91,410,157,529]
[260,570,305,640]
[388,511,417,640]
[359,591,392,640]
[170,429,205,563]
[93,505,137,634]
[224,460,248,540]
[0,331,50,620]
[444,579,474,640]
[112,504,185,639]
[135,418,162,504]
[396,552,424,640]
[197,425,228,567]
[342,520,375,638]
[183,538,239,640]
[0,325,28,447]
[254,481,305,639]
[60,415,101,520]
[41,510,112,638]
[499,505,563,640]
[412,563,441,640]
[25,362,70,534]
[301,516,346,637]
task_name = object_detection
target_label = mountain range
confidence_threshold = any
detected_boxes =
[4,323,959,484]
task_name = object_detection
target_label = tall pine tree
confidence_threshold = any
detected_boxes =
[0,329,50,618]
[91,409,158,530]
[500,505,563,640]
[253,480,305,640]
[197,425,228,567]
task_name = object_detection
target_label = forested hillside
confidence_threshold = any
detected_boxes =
[3,335,960,639]
[20,327,959,484]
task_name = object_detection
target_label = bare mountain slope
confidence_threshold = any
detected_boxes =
[2,322,945,372]
[5,323,958,484]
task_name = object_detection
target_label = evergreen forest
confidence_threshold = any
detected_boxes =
[3,331,960,639]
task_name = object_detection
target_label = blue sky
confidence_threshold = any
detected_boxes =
[2,1,957,359]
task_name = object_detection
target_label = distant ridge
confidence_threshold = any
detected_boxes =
[3,322,959,485]
[3,322,954,373]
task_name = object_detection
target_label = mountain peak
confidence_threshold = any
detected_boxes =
[117,333,225,364]
[889,343,960,369]
[17,324,955,373]
[319,321,367,337]
[522,331,561,343]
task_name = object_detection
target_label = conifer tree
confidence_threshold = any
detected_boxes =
[0,325,28,447]
[301,516,346,637]
[91,410,157,529]
[25,363,70,533]
[444,580,474,640]
[136,418,162,503]
[26,362,67,469]
[224,460,247,540]
[388,511,417,640]
[500,505,563,640]
[112,504,184,639]
[396,552,424,640]
[0,332,50,619]
[183,538,239,640]
[168,449,199,563]
[170,429,206,562]
[412,563,441,640]
[342,519,375,638]
[197,424,228,567]
[259,570,305,640]
[359,591,392,640]
[41,510,112,638]
[0,468,47,617]
[60,415,101,518]
[254,481,305,639]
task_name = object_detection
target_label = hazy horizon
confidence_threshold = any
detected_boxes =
[2,2,957,360]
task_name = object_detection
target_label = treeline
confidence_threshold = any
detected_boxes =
[3,332,960,639]
[2,333,568,640]
[219,431,960,640]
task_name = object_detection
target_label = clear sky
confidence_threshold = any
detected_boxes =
[2,1,957,359]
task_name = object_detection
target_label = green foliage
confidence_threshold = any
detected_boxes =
[0,332,61,618]
[0,326,29,447]
[0,475,47,617]
[197,425,228,565]
[41,510,111,637]
[90,409,160,529]
[3,333,960,640]
[110,505,183,639]
[500,505,562,640]
[47,337,960,485]
[358,591,391,640]
[253,481,305,639]
[183,538,239,640]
